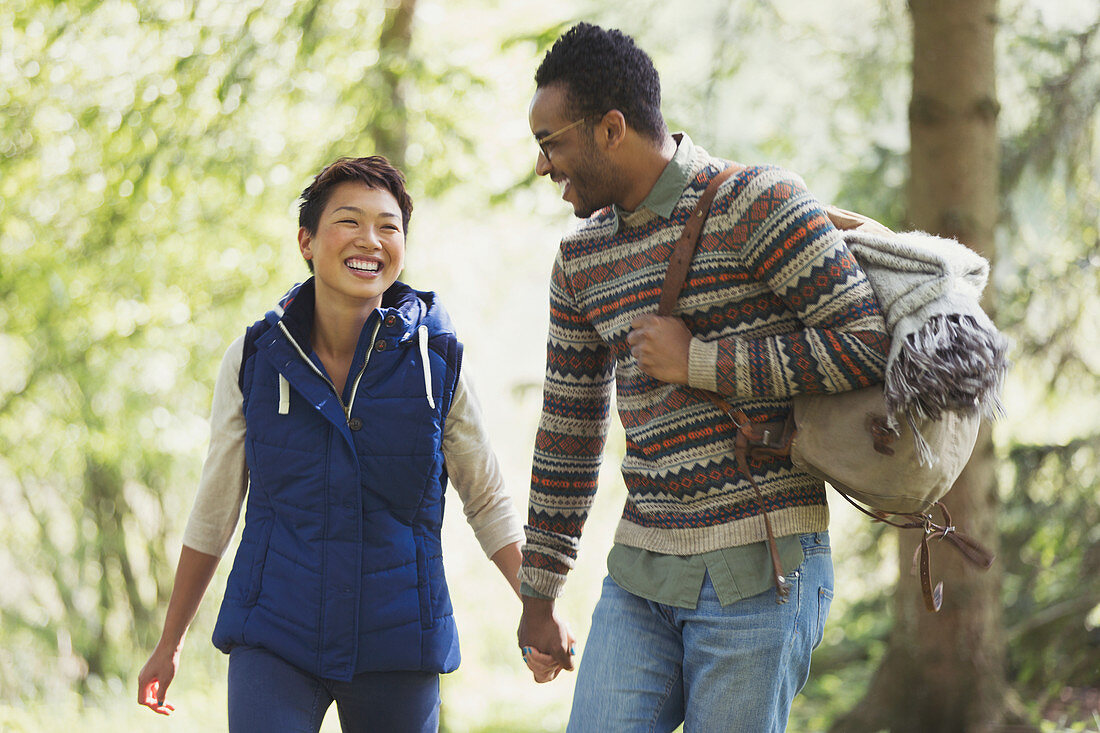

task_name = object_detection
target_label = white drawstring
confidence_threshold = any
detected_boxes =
[418,325,436,409]
[278,374,290,415]
[277,322,433,413]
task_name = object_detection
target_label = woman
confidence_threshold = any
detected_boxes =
[137,156,559,732]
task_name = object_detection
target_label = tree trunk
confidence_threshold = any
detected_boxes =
[832,1,1006,731]
[373,0,417,168]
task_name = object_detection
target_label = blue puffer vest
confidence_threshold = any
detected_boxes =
[211,278,463,682]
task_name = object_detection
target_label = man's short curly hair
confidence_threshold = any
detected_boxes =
[535,23,666,142]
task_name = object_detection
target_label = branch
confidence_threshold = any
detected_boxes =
[1006,593,1100,640]
[1002,20,1100,192]
[1008,433,1100,464]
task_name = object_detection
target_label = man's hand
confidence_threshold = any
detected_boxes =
[517,596,575,677]
[627,314,692,384]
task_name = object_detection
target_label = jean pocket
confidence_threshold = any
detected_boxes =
[799,530,831,558]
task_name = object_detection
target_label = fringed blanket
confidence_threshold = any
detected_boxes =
[843,228,1009,462]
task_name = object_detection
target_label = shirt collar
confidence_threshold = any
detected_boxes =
[612,132,695,224]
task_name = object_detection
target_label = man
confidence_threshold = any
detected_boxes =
[516,23,891,732]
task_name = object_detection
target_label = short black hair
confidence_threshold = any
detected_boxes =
[296,156,413,273]
[298,156,413,236]
[535,23,666,142]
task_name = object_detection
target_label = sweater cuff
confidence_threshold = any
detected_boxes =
[688,337,719,393]
[517,566,568,599]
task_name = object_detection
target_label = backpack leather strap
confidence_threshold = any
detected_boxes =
[833,491,994,611]
[657,163,794,603]
[658,165,793,450]
[657,165,743,318]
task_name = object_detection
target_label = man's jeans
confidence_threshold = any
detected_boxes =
[567,532,834,733]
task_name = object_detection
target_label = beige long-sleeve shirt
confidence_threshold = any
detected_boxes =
[182,335,525,560]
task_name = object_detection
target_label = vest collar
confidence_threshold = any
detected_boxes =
[270,278,437,348]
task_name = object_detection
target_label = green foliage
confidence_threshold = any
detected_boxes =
[1001,437,1100,719]
[1,0,1099,729]
[994,9,1100,722]
[0,0,491,699]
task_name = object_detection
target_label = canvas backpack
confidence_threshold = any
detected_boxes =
[659,165,1007,611]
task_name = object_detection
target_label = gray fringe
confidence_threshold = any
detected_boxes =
[883,314,1009,466]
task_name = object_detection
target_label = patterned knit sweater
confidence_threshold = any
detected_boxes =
[519,146,890,599]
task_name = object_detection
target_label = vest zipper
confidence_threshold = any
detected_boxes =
[277,317,383,424]
[344,319,383,419]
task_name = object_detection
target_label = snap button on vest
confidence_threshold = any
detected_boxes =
[376,339,387,351]
[348,417,363,431]
[385,315,397,327]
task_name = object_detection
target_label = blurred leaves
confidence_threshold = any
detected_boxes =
[0,0,485,697]
[1001,434,1100,706]
[0,0,1098,729]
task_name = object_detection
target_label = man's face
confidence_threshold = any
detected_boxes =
[529,84,620,218]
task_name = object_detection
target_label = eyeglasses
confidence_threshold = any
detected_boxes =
[536,118,586,158]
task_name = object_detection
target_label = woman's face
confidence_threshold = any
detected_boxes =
[298,181,406,311]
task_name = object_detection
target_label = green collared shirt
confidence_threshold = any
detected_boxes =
[609,132,697,229]
[522,134,804,609]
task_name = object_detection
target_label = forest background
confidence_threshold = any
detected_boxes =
[1,0,1098,731]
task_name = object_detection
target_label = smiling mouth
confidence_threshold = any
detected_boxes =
[347,255,382,269]
[346,258,381,274]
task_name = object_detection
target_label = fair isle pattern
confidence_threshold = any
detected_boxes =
[520,149,890,598]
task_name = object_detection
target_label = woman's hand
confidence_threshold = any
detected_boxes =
[137,644,180,716]
[135,546,221,716]
[522,646,570,683]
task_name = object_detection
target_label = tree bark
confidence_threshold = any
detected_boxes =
[832,1,1006,731]
[373,0,417,169]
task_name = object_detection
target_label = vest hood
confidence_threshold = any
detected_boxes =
[261,278,456,344]
[256,278,456,412]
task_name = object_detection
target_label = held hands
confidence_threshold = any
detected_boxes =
[517,597,576,684]
[137,645,179,716]
[521,646,569,683]
[627,315,692,385]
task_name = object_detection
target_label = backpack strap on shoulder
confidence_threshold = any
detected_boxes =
[238,320,264,404]
[657,164,744,318]
[657,163,797,603]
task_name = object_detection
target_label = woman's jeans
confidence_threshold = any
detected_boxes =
[227,645,440,733]
[568,531,834,733]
